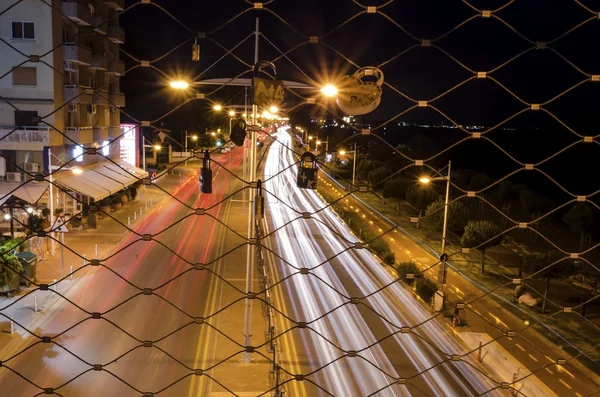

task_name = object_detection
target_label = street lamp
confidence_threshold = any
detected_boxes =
[269,106,278,114]
[213,104,222,112]
[419,161,452,298]
[321,84,338,97]
[339,142,359,187]
[170,80,189,89]
[228,110,235,117]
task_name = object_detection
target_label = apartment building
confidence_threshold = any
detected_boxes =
[0,0,143,217]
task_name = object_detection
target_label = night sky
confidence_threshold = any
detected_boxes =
[119,0,599,197]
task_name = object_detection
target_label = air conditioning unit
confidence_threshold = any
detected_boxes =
[64,61,76,71]
[24,163,39,173]
[6,172,21,183]
[68,103,78,112]
[87,104,97,114]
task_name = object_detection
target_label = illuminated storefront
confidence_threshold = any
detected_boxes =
[119,124,139,167]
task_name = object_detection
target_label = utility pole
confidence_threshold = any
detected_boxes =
[244,16,259,364]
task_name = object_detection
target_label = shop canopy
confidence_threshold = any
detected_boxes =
[0,182,49,208]
[53,160,148,202]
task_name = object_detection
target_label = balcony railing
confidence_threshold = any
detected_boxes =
[107,60,125,75]
[61,1,91,26]
[93,90,109,106]
[93,126,109,142]
[107,25,125,44]
[65,127,93,145]
[0,126,50,149]
[91,53,108,70]
[109,92,126,107]
[63,43,92,65]
[64,85,93,104]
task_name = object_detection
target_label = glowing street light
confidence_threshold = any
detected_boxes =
[308,135,313,140]
[154,144,162,151]
[321,84,338,97]
[213,105,222,111]
[339,150,346,156]
[419,177,431,184]
[72,167,83,175]
[316,140,322,145]
[211,132,216,136]
[170,80,189,89]
[269,106,279,114]
[26,207,34,214]
[191,135,198,141]
[242,113,247,118]
[228,110,236,117]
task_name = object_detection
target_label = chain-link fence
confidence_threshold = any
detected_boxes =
[0,0,599,396]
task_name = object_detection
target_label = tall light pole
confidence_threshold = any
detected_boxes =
[419,161,451,295]
[339,142,360,187]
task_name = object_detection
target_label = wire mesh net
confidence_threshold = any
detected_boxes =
[0,0,599,396]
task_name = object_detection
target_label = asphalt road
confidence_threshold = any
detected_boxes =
[0,151,247,396]
[262,129,500,396]
[313,150,600,396]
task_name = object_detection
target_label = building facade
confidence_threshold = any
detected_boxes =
[0,0,144,219]
[0,0,125,176]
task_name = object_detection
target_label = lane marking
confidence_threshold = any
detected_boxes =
[528,354,539,362]
[558,379,572,390]
[515,343,525,352]
[576,393,584,397]
[545,367,554,375]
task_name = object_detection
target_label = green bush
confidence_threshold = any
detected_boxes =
[368,237,389,256]
[0,244,24,287]
[396,261,420,285]
[382,251,395,265]
[415,277,438,302]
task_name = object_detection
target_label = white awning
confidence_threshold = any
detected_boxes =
[0,182,49,207]
[53,160,148,201]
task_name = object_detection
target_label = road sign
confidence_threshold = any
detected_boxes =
[253,77,284,107]
[51,216,69,233]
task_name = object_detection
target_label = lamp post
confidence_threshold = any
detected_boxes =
[339,142,360,187]
[142,141,162,171]
[419,161,451,295]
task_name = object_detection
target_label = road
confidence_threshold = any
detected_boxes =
[0,151,250,396]
[311,140,600,395]
[262,128,500,396]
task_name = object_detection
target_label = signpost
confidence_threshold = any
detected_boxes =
[50,217,69,278]
[252,77,284,108]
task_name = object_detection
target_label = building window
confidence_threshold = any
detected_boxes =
[11,21,35,40]
[15,110,39,127]
[12,66,37,85]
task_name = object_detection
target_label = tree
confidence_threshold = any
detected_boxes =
[396,261,420,285]
[405,184,439,211]
[367,166,393,189]
[382,177,410,200]
[563,202,595,234]
[197,134,216,148]
[521,251,571,314]
[356,160,377,181]
[425,198,469,233]
[0,243,23,288]
[461,220,502,274]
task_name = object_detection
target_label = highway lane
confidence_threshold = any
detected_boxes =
[0,151,246,396]
[315,156,600,396]
[262,128,499,396]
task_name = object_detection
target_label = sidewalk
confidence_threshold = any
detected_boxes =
[0,173,179,351]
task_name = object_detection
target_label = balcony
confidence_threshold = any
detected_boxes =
[0,126,50,151]
[108,126,121,139]
[65,127,93,145]
[107,25,124,44]
[109,92,126,107]
[92,16,108,35]
[64,85,93,104]
[63,43,92,65]
[61,1,92,26]
[93,90,109,106]
[90,53,108,70]
[107,60,125,75]
[103,0,124,10]
[93,126,109,142]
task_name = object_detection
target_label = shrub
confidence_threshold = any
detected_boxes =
[382,251,395,266]
[368,237,389,256]
[0,244,24,287]
[415,277,438,302]
[396,261,420,285]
